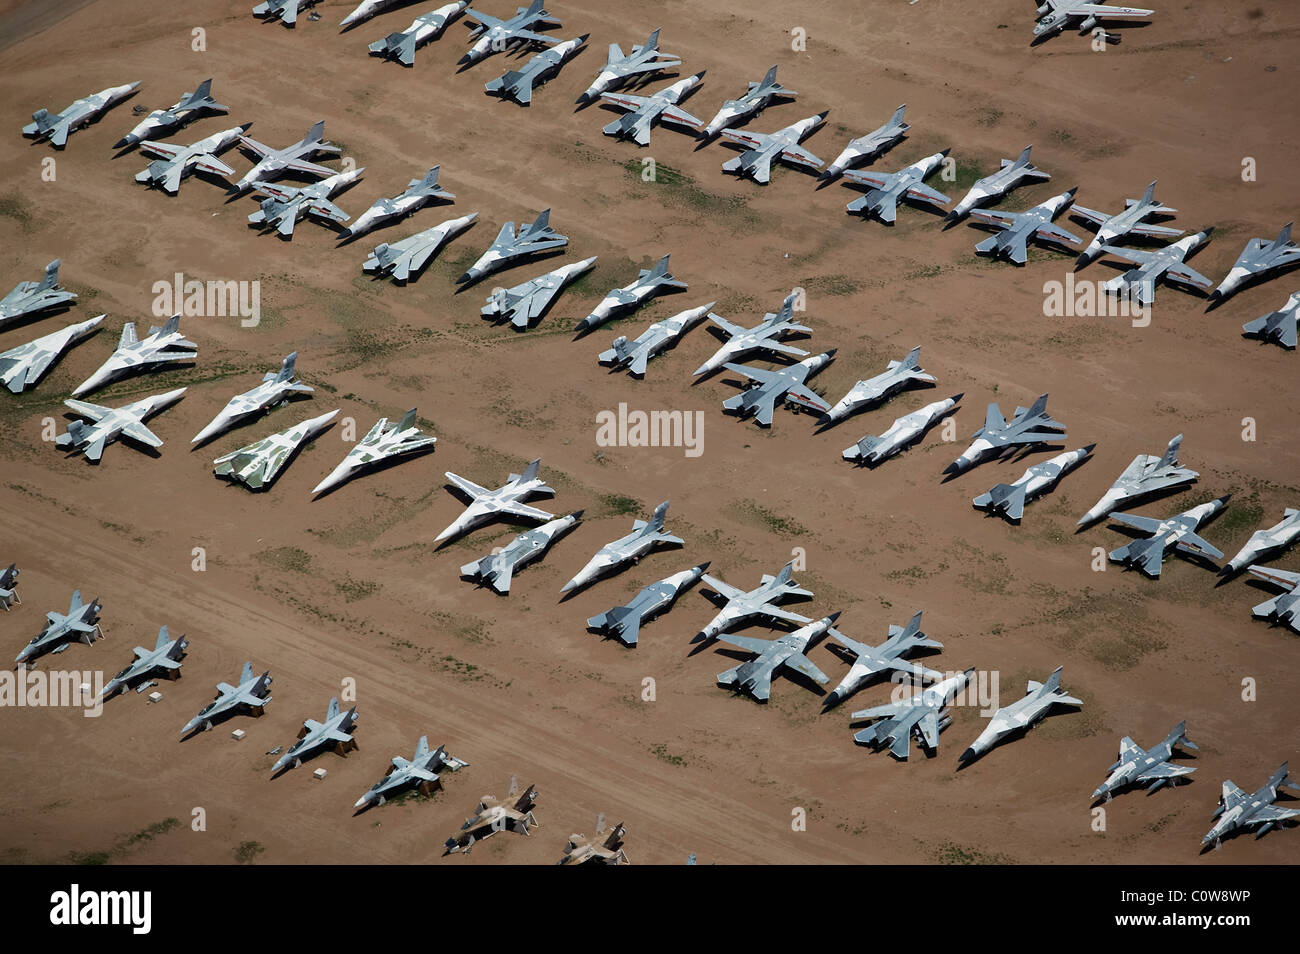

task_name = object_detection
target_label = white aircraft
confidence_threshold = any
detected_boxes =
[72,314,197,396]
[192,352,314,445]
[1032,0,1154,44]
[313,409,436,495]
[0,315,103,393]
[56,388,188,462]
[435,458,556,543]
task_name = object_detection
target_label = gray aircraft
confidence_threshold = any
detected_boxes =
[721,351,836,427]
[972,445,1094,522]
[436,458,555,543]
[458,1,561,67]
[252,0,320,27]
[312,408,436,495]
[715,613,838,702]
[115,79,228,149]
[600,73,706,146]
[843,394,962,466]
[271,697,359,774]
[1070,180,1181,268]
[248,167,365,238]
[1,259,78,327]
[73,315,197,396]
[944,146,1051,226]
[456,209,567,285]
[719,111,827,185]
[1224,508,1300,575]
[354,737,469,810]
[693,290,812,376]
[822,611,944,709]
[1203,763,1300,847]
[699,65,797,140]
[970,188,1080,264]
[444,784,539,853]
[214,409,339,491]
[576,28,681,106]
[363,213,478,282]
[461,511,582,594]
[481,257,597,330]
[229,120,341,196]
[851,668,975,760]
[100,625,188,700]
[181,662,272,734]
[1092,722,1198,802]
[1246,566,1300,632]
[368,2,470,65]
[821,346,935,426]
[1077,434,1197,527]
[134,124,249,195]
[1209,223,1300,306]
[691,561,813,644]
[818,105,909,185]
[345,167,455,238]
[23,82,140,148]
[1099,229,1215,306]
[944,393,1067,476]
[57,388,187,462]
[1243,290,1300,350]
[574,254,687,335]
[598,302,713,377]
[562,501,683,594]
[587,563,708,647]
[958,666,1081,765]
[1108,496,1229,578]
[14,590,103,665]
[193,351,313,445]
[485,35,587,104]
[0,314,103,393]
[0,564,18,612]
[841,150,951,224]
[1032,0,1154,44]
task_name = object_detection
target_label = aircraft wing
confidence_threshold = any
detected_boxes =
[660,105,703,131]
[1174,532,1223,561]
[599,91,651,112]
[1100,244,1155,264]
[1249,565,1300,588]
[63,399,110,422]
[286,157,338,178]
[308,198,350,225]
[785,653,829,685]
[1073,4,1153,18]
[718,129,770,150]
[766,605,814,625]
[723,362,777,385]
[905,182,950,206]
[326,727,354,743]
[969,208,1022,228]
[1135,762,1194,783]
[120,420,164,448]
[701,574,744,599]
[707,314,748,337]
[785,383,831,414]
[1035,224,1080,247]
[193,155,236,178]
[446,473,491,498]
[509,28,559,46]
[1108,512,1163,534]
[138,141,184,160]
[1165,264,1214,291]
[1129,222,1183,239]
[501,501,555,521]
[238,135,274,158]
[916,709,941,750]
[1249,804,1300,823]
[716,633,776,653]
[779,146,822,170]
[1069,204,1108,226]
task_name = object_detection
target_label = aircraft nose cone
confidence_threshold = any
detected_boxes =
[957,748,976,765]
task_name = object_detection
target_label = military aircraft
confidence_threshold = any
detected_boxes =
[354,737,469,809]
[600,73,706,146]
[134,124,249,195]
[312,408,436,495]
[1032,0,1154,44]
[1208,222,1300,307]
[958,667,1081,765]
[248,167,365,238]
[693,290,812,376]
[344,167,455,238]
[719,111,827,185]
[1107,496,1230,578]
[1,259,78,328]
[0,315,103,393]
[574,254,687,335]
[458,0,561,67]
[944,146,1051,226]
[363,213,478,282]
[699,65,797,140]
[715,614,838,702]
[214,409,339,491]
[973,445,1094,522]
[557,825,629,865]
[1223,508,1300,575]
[969,188,1081,264]
[1203,763,1300,848]
[851,669,975,759]
[1077,433,1198,527]
[368,2,470,65]
[485,34,588,104]
[480,257,597,330]
[271,697,359,774]
[1098,229,1216,306]
[562,501,683,593]
[587,563,708,647]
[691,561,814,644]
[576,28,680,106]
[192,352,314,445]
[840,150,951,224]
[72,315,197,396]
[823,611,944,709]
[229,120,341,196]
[181,661,272,734]
[821,346,935,426]
[1242,290,1300,350]
[0,564,18,612]
[445,784,540,853]
[115,78,228,149]
[721,351,836,427]
[100,626,188,700]
[435,458,556,543]
[456,209,567,285]
[1091,721,1198,802]
[461,511,582,594]
[1070,180,1182,268]
[843,394,962,466]
[944,393,1066,476]
[340,0,405,28]
[14,590,103,665]
[598,302,713,376]
[1245,565,1300,633]
[818,105,909,185]
[56,388,187,462]
[252,0,321,27]
[23,82,140,148]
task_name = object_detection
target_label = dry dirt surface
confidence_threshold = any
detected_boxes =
[0,0,1298,866]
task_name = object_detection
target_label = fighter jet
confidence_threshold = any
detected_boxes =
[944,146,1052,227]
[115,78,228,149]
[485,34,587,105]
[271,697,359,774]
[944,393,1066,477]
[134,124,249,194]
[56,388,187,462]
[363,213,478,282]
[1107,495,1230,578]
[1032,0,1154,44]
[693,290,812,376]
[719,111,827,185]
[344,168,454,239]
[1245,565,1300,632]
[456,209,567,285]
[587,563,708,647]
[721,351,836,427]
[600,73,706,146]
[461,511,582,594]
[1070,180,1181,268]
[1091,721,1198,802]
[821,346,935,426]
[312,408,436,495]
[576,28,681,106]
[699,65,796,140]
[14,590,103,665]
[229,120,341,196]
[0,314,103,393]
[436,458,555,543]
[1,259,78,328]
[973,445,1094,522]
[248,167,365,238]
[252,0,321,27]
[1203,763,1300,847]
[822,611,944,709]
[354,737,469,810]
[0,564,18,612]
[369,2,469,65]
[1242,290,1300,350]
[458,1,561,67]
[22,82,140,148]
[958,667,1081,765]
[181,662,272,734]
[562,501,683,594]
[715,614,838,702]
[340,0,406,28]
[100,626,188,700]
[691,561,814,644]
[72,315,197,396]
[851,668,975,760]
[843,394,962,466]
[841,150,951,224]
[1223,508,1300,575]
[445,784,540,854]
[191,353,313,445]
[557,825,629,865]
[598,302,713,377]
[1077,434,1198,527]
[574,254,687,335]
[480,257,597,330]
[214,409,339,491]
[818,105,909,185]
[1098,229,1216,307]
[1208,223,1300,307]
[970,188,1081,264]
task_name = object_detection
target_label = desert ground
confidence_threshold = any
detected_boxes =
[0,0,1297,866]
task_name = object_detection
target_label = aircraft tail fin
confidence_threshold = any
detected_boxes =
[327,696,341,719]
[890,103,906,125]
[647,500,669,531]
[775,561,794,585]
[988,482,1027,520]
[41,259,62,289]
[1027,393,1050,416]
[159,313,181,337]
[514,784,538,811]
[277,351,298,380]
[1160,433,1183,467]
[901,345,922,370]
[1167,720,1197,751]
[1276,222,1293,248]
[395,407,418,432]
[1141,179,1157,205]
[759,64,778,88]
[491,559,514,594]
[414,735,430,760]
[155,626,170,650]
[983,402,1005,432]
[530,208,551,232]
[606,606,640,644]
[30,108,54,133]
[521,458,541,482]
[1014,144,1032,166]
[306,120,326,144]
[183,78,224,112]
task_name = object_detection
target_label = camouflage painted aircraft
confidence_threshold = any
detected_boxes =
[312,408,436,495]
[0,315,103,393]
[56,388,188,462]
[557,824,629,865]
[214,409,339,491]
[445,784,540,853]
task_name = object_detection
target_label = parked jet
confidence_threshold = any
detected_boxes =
[485,34,587,104]
[249,167,365,238]
[970,188,1080,264]
[1209,223,1300,306]
[823,611,944,709]
[100,626,188,699]
[229,120,341,196]
[973,445,1094,522]
[72,315,197,396]
[821,346,934,426]
[844,394,962,465]
[192,352,312,445]
[944,146,1051,226]
[1223,508,1300,575]
[1099,229,1215,306]
[600,73,705,146]
[841,150,950,223]
[214,409,339,491]
[461,511,582,593]
[1,259,78,327]
[436,458,555,543]
[354,737,469,810]
[1203,763,1300,847]
[1092,722,1198,802]
[0,314,103,393]
[1077,433,1197,527]
[1032,0,1154,44]
[481,257,596,330]
[56,388,187,462]
[719,111,827,185]
[14,590,103,665]
[134,124,249,194]
[599,302,713,376]
[692,561,813,644]
[818,104,909,185]
[574,254,687,335]
[252,0,321,27]
[851,669,975,759]
[721,351,835,426]
[693,290,811,376]
[363,213,478,282]
[716,614,838,702]
[271,697,359,774]
[1070,180,1181,267]
[557,825,629,865]
[1108,496,1230,578]
[445,784,539,853]
[23,82,139,148]
[345,167,455,238]
[340,0,405,28]
[456,209,567,285]
[1243,290,1300,350]
[958,667,1081,765]
[312,408,436,495]
[577,28,681,106]
[562,501,682,593]
[458,1,561,67]
[944,394,1066,476]
[115,79,227,149]
[699,65,797,140]
[181,662,272,734]
[0,564,18,612]
[587,563,708,647]
[369,2,469,65]
[1246,565,1300,633]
